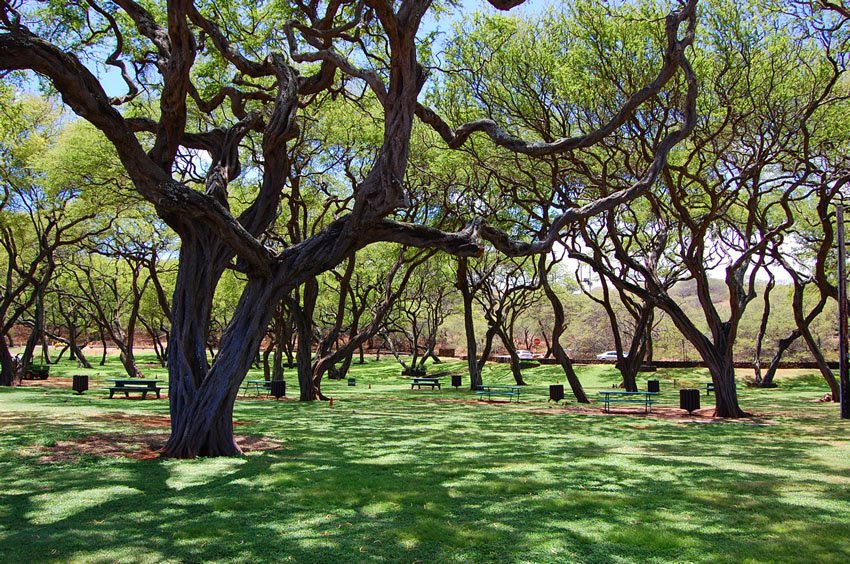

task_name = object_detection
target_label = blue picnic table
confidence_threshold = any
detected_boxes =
[598,390,659,413]
[475,385,521,402]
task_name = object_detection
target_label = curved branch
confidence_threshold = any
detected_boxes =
[367,220,484,256]
[0,29,165,192]
[186,4,266,77]
[476,23,699,257]
[417,0,698,155]
[84,0,140,105]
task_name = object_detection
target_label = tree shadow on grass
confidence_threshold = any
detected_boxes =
[3,385,850,562]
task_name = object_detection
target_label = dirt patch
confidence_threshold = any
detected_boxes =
[93,413,255,428]
[95,413,171,428]
[35,433,282,463]
[19,377,76,390]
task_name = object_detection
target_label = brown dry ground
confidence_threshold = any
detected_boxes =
[32,412,282,462]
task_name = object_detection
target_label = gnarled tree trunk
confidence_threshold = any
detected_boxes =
[540,256,588,402]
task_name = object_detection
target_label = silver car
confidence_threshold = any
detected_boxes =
[596,351,627,361]
[516,350,535,360]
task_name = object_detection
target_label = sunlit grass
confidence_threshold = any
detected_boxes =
[1,354,849,562]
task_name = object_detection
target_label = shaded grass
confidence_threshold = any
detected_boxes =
[1,354,849,562]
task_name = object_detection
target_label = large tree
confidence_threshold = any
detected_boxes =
[0,0,697,456]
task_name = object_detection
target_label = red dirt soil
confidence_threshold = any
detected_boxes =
[33,412,280,462]
[36,433,283,463]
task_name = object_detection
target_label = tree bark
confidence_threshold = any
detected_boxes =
[760,332,799,387]
[296,280,320,400]
[164,276,280,457]
[707,356,747,418]
[539,256,589,402]
[752,277,775,384]
[497,328,527,385]
[457,259,483,389]
[0,336,21,387]
[64,316,93,369]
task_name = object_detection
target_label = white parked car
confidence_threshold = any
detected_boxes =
[516,349,535,360]
[596,351,627,361]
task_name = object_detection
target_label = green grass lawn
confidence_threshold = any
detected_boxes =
[2,355,849,563]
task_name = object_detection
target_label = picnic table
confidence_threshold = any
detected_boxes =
[242,379,272,397]
[475,385,521,402]
[107,379,162,399]
[598,390,658,413]
[411,377,441,390]
[705,382,715,395]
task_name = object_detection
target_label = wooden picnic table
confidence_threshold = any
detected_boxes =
[597,390,658,413]
[107,379,162,399]
[475,385,521,402]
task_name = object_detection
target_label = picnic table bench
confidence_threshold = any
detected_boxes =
[107,379,162,399]
[411,377,441,390]
[705,382,715,395]
[475,385,521,403]
[242,379,272,396]
[598,391,658,413]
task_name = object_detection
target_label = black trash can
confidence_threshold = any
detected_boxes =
[347,378,356,386]
[647,379,660,393]
[72,374,89,395]
[269,380,286,399]
[549,384,565,402]
[680,388,700,413]
[451,374,462,388]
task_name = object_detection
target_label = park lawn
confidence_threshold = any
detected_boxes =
[1,355,849,563]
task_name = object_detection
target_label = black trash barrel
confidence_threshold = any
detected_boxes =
[647,379,660,393]
[269,380,286,399]
[680,388,700,413]
[549,384,565,402]
[347,378,356,386]
[72,374,89,395]
[451,375,462,388]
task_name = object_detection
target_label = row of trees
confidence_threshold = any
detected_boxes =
[2,0,848,456]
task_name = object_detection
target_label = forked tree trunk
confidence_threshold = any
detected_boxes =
[799,322,839,399]
[165,276,281,458]
[119,349,142,378]
[761,329,800,387]
[661,299,748,417]
[704,352,748,418]
[65,320,93,369]
[21,287,46,370]
[462,298,482,389]
[540,257,588,402]
[497,328,527,385]
[163,234,234,457]
[296,279,320,400]
[752,278,774,384]
[618,359,640,392]
[617,308,652,392]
